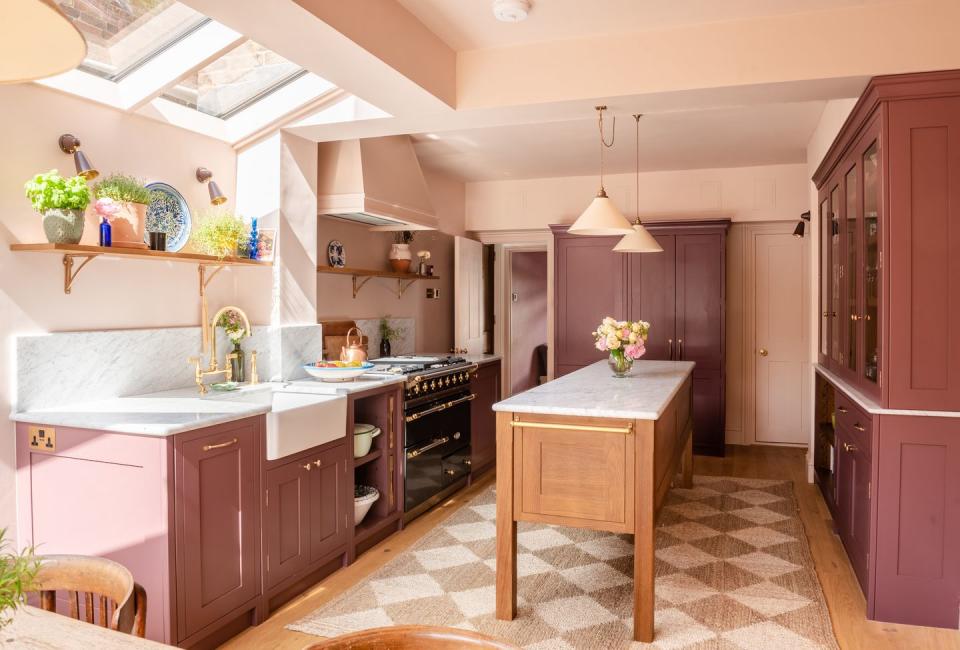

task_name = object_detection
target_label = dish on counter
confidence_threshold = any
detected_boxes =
[302,361,375,382]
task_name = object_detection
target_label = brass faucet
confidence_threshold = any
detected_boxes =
[187,305,252,394]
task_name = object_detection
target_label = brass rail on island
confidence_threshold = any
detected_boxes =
[509,420,634,435]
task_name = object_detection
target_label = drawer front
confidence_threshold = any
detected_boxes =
[513,418,634,533]
[834,391,872,457]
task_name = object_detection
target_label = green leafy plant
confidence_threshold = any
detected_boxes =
[379,317,404,342]
[192,210,249,259]
[394,230,414,244]
[23,170,91,213]
[93,173,154,205]
[0,529,39,629]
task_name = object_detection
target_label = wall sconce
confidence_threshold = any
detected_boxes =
[196,167,227,205]
[794,211,811,238]
[58,134,98,180]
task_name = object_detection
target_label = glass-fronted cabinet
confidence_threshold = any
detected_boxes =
[845,165,859,375]
[819,196,832,364]
[829,183,842,368]
[862,141,880,385]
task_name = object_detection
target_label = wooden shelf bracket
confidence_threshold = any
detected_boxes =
[397,279,416,298]
[62,253,98,294]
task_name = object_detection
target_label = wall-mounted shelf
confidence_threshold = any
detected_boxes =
[317,265,439,298]
[11,243,271,294]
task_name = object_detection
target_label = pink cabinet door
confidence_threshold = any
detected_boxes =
[175,419,261,641]
[308,444,349,564]
[628,234,676,360]
[264,459,310,589]
[835,425,871,594]
[470,360,501,474]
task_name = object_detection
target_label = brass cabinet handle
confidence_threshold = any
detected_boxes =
[853,423,865,432]
[843,442,858,452]
[668,339,674,360]
[837,406,848,414]
[313,459,323,468]
[759,348,769,357]
[444,468,457,476]
[202,437,238,452]
[850,314,861,321]
[302,463,312,471]
[678,339,683,360]
[822,311,836,317]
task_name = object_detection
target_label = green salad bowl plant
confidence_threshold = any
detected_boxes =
[24,170,91,244]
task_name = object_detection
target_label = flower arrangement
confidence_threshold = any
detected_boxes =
[394,230,415,244]
[593,317,650,377]
[218,309,249,345]
[0,528,38,628]
[23,170,90,213]
[192,210,249,259]
[93,173,154,205]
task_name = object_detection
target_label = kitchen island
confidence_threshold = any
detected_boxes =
[492,359,695,643]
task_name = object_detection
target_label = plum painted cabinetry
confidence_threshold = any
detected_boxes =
[470,359,501,476]
[813,70,960,630]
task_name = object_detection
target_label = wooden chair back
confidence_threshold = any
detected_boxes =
[31,554,147,637]
[306,625,519,649]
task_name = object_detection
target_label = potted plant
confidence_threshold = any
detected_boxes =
[378,317,404,357]
[0,528,39,628]
[192,210,249,259]
[389,230,414,273]
[23,170,91,244]
[593,316,650,378]
[92,174,154,249]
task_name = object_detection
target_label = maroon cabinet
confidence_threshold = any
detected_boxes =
[174,418,262,643]
[470,359,501,476]
[309,444,349,563]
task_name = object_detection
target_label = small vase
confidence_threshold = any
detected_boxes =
[231,342,245,383]
[379,338,391,358]
[608,351,634,378]
[42,208,85,244]
[389,243,412,273]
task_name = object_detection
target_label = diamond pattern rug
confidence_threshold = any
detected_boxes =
[289,476,838,649]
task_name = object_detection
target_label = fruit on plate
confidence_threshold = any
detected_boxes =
[314,360,364,368]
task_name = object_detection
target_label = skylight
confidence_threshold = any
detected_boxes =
[55,0,208,81]
[161,40,306,119]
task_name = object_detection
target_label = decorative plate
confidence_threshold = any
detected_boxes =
[144,182,192,252]
[327,240,345,268]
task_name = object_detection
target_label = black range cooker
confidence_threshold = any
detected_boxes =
[366,355,477,520]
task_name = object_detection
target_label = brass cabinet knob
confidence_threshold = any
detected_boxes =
[837,406,848,414]
[759,348,769,357]
[843,442,858,452]
[302,463,312,471]
[853,423,865,432]
[313,459,323,467]
[850,314,861,321]
[444,468,457,476]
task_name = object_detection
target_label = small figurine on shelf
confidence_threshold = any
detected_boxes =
[247,217,261,260]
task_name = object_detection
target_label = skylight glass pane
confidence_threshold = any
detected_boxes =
[56,0,208,80]
[161,40,305,119]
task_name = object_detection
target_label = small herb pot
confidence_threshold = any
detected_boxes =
[42,208,85,244]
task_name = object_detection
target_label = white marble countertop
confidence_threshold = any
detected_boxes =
[283,374,406,395]
[493,360,695,420]
[815,364,960,418]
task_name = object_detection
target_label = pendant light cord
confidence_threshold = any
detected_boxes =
[634,114,642,225]
[596,106,615,194]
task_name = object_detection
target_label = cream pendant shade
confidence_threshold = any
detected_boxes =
[2,0,86,84]
[569,190,634,236]
[614,222,663,253]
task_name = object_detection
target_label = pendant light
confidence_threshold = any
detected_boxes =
[569,106,633,236]
[2,0,86,84]
[614,114,663,253]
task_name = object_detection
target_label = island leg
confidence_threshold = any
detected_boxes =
[634,419,655,643]
[681,425,694,489]
[496,411,517,620]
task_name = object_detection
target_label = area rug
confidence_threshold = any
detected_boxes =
[289,476,838,649]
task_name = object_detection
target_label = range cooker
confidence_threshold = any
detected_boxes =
[366,355,477,520]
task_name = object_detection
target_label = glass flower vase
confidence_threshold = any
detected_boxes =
[608,351,634,378]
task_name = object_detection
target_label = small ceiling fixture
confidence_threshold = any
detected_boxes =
[196,167,228,205]
[794,211,811,238]
[569,106,633,237]
[614,115,663,253]
[493,0,531,23]
[58,134,98,180]
[2,0,86,83]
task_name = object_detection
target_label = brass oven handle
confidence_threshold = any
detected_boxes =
[202,438,238,452]
[406,436,450,459]
[853,423,865,432]
[668,339,674,360]
[405,393,476,423]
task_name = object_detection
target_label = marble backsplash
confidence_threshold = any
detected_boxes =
[16,324,323,412]
[355,318,415,357]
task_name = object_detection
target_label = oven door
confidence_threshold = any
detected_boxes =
[404,395,472,513]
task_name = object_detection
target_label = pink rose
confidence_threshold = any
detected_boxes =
[595,338,608,351]
[93,197,120,219]
[626,342,646,360]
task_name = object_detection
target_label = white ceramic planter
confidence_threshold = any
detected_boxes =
[354,486,380,524]
[389,243,412,273]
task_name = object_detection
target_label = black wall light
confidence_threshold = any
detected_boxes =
[196,167,227,205]
[794,211,811,238]
[58,134,98,180]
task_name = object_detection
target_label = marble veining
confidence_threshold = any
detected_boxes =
[493,360,694,420]
[356,318,416,358]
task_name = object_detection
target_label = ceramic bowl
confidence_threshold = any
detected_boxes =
[354,485,380,524]
[302,362,375,382]
[354,423,381,458]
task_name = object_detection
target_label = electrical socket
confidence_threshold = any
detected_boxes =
[28,426,56,452]
[426,288,440,300]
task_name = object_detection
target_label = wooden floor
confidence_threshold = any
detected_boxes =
[222,446,960,650]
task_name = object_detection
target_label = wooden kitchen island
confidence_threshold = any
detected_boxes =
[493,360,695,643]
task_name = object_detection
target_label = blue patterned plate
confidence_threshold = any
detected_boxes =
[144,182,192,252]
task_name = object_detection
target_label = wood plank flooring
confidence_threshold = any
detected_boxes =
[222,446,960,650]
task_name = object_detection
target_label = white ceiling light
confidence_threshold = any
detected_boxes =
[493,0,531,23]
[2,0,86,83]
[615,114,663,253]
[569,106,633,236]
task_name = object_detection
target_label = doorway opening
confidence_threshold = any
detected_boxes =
[507,250,548,396]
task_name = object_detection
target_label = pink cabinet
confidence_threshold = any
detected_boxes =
[308,444,349,563]
[470,359,501,476]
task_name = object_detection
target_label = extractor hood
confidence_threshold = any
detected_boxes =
[317,135,438,231]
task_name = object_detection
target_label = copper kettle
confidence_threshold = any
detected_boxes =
[340,327,368,363]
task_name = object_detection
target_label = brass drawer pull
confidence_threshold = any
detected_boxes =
[843,442,858,452]
[853,423,866,432]
[509,421,634,435]
[837,406,848,414]
[202,437,238,452]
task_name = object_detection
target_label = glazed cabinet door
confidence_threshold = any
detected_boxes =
[842,161,861,382]
[308,443,349,563]
[859,132,882,391]
[628,234,676,360]
[828,177,844,370]
[471,360,501,475]
[818,193,833,367]
[554,234,626,376]
[175,419,261,641]
[264,459,310,589]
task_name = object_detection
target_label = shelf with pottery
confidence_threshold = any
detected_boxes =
[10,243,272,294]
[316,265,440,298]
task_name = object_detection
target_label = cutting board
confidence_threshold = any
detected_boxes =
[320,320,369,360]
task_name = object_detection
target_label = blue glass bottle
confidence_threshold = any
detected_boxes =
[248,218,260,260]
[99,218,112,247]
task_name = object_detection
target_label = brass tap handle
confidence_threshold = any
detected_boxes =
[250,350,259,385]
[224,352,237,382]
[187,356,207,395]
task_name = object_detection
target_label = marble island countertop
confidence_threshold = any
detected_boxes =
[493,360,695,420]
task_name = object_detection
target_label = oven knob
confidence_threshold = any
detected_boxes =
[413,385,421,394]
[453,431,461,440]
[430,380,437,390]
[445,376,451,386]
[460,372,467,382]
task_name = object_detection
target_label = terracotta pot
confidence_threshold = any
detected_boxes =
[389,243,412,273]
[42,208,85,244]
[109,201,148,249]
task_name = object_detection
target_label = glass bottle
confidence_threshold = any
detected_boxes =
[231,342,245,383]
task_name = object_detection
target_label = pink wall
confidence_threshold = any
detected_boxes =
[0,83,259,537]
[509,251,548,395]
